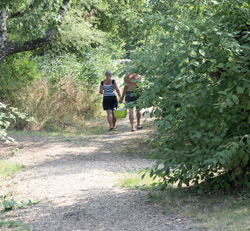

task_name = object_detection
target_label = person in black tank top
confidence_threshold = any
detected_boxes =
[99,71,121,131]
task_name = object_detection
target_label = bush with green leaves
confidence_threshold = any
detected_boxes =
[0,52,39,103]
[0,197,38,211]
[0,102,29,143]
[132,0,250,191]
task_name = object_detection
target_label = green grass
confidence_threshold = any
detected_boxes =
[116,169,163,190]
[0,160,25,179]
[0,219,30,230]
[147,188,250,231]
[0,220,20,228]
[118,170,250,231]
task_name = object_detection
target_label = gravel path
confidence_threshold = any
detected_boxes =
[1,117,199,231]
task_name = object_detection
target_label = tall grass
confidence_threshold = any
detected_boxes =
[0,52,115,131]
[15,77,103,130]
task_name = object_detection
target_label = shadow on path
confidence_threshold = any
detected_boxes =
[1,115,201,231]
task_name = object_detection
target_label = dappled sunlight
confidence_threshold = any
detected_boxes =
[0,113,201,230]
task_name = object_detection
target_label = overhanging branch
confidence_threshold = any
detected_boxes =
[0,0,70,64]
[8,29,54,55]
[8,4,34,19]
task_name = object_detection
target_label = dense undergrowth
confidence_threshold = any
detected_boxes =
[130,1,250,191]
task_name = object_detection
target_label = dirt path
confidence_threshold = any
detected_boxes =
[1,117,199,231]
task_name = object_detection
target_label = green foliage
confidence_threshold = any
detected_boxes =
[1,0,151,131]
[0,196,38,211]
[55,8,106,54]
[0,0,27,10]
[148,0,175,14]
[1,198,17,211]
[80,46,125,88]
[92,0,150,53]
[0,218,30,231]
[0,53,39,103]
[1,0,129,130]
[117,169,163,190]
[6,0,67,42]
[13,50,123,129]
[132,0,250,191]
[0,220,21,228]
[0,102,30,143]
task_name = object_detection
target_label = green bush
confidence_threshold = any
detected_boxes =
[132,0,250,191]
[0,47,123,130]
[0,102,29,143]
[0,53,39,104]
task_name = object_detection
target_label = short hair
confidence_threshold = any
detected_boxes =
[105,70,112,76]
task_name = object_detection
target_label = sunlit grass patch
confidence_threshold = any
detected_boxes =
[0,160,25,179]
[117,169,163,190]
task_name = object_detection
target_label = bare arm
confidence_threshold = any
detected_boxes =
[99,83,103,94]
[119,85,128,103]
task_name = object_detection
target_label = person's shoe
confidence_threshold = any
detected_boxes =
[137,126,143,129]
[109,128,114,131]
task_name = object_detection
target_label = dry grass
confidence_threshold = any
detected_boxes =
[15,77,103,130]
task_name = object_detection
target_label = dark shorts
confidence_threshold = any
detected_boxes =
[103,96,117,110]
[125,91,140,103]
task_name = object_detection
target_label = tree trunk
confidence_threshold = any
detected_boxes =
[0,8,8,64]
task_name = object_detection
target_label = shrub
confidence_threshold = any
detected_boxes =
[0,102,28,143]
[132,0,250,191]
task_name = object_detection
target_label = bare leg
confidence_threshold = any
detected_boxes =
[136,109,141,128]
[129,108,135,131]
[106,110,113,129]
[112,111,117,128]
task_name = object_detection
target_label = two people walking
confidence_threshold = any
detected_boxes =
[99,71,142,131]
